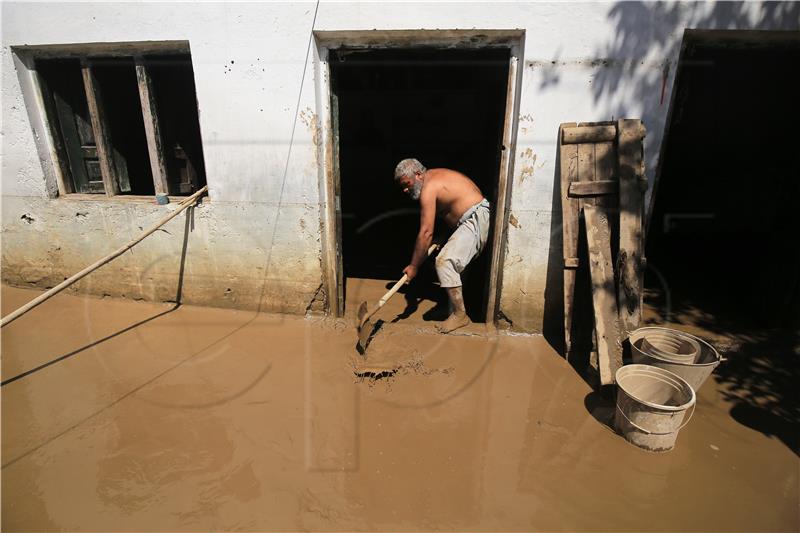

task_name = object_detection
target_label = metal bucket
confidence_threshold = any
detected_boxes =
[615,364,696,452]
[630,327,722,392]
[638,327,701,363]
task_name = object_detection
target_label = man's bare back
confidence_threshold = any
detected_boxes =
[394,159,491,333]
[423,168,485,227]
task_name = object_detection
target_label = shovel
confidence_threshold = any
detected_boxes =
[356,244,438,354]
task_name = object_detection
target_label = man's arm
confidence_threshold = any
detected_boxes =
[403,184,436,281]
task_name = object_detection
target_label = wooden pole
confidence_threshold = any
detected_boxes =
[81,61,123,196]
[0,186,208,328]
[584,205,624,385]
[617,119,647,335]
[559,122,579,357]
[135,57,171,196]
[562,125,617,144]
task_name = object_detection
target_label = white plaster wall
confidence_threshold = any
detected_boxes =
[2,1,797,329]
[1,1,327,313]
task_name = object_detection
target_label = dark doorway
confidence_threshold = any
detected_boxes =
[647,31,800,454]
[330,48,509,322]
[649,31,800,328]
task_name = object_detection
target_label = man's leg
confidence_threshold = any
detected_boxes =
[439,286,471,333]
[435,203,490,333]
[434,225,475,333]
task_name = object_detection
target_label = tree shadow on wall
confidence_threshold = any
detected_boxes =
[543,1,800,451]
[597,1,800,456]
[592,1,800,174]
[594,2,800,110]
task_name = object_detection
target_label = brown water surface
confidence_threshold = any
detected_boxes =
[1,286,797,531]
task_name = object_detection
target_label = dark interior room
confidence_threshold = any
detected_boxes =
[330,47,509,321]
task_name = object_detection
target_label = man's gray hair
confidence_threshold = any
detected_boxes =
[394,158,426,182]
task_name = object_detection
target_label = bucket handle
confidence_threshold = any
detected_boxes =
[615,402,696,435]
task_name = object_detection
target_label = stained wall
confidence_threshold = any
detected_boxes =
[2,2,796,329]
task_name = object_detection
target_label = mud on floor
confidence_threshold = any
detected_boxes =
[1,285,797,532]
[352,350,455,387]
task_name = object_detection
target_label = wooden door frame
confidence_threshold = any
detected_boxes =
[313,30,525,321]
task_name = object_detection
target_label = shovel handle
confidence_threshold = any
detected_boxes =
[374,244,439,312]
[377,275,409,308]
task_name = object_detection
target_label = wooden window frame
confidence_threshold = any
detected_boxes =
[12,41,202,200]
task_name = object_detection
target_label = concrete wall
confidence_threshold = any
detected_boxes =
[2,1,797,330]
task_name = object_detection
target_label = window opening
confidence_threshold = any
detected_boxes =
[34,50,206,197]
[145,54,206,195]
[93,57,153,195]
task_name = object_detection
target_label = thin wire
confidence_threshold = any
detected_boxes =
[280,0,321,197]
[256,0,321,313]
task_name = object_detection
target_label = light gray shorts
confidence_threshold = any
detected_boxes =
[435,198,491,288]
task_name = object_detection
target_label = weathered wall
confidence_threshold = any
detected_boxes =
[2,2,326,313]
[2,2,797,329]
[0,197,324,312]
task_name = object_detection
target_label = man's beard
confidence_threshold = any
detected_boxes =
[410,180,423,201]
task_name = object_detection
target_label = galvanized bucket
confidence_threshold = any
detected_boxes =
[638,326,701,363]
[615,364,696,452]
[630,327,722,392]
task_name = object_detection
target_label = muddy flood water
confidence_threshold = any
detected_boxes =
[1,285,797,531]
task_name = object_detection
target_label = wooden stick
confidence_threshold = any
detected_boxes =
[81,61,123,196]
[577,137,599,372]
[568,180,618,197]
[135,58,171,196]
[559,122,579,357]
[617,119,647,335]
[0,186,208,328]
[583,205,624,385]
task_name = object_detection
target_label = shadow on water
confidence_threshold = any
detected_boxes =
[2,205,280,468]
[584,389,618,434]
[0,207,195,388]
[387,262,451,324]
[390,280,449,324]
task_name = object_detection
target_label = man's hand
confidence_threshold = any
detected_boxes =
[403,264,418,282]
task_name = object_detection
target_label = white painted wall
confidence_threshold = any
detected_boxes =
[2,1,797,329]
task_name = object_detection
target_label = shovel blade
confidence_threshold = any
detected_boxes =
[356,301,369,328]
[357,317,373,354]
[356,300,373,355]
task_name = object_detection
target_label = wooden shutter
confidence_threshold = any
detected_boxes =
[559,120,646,385]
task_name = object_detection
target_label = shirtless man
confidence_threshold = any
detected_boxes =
[394,158,491,333]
